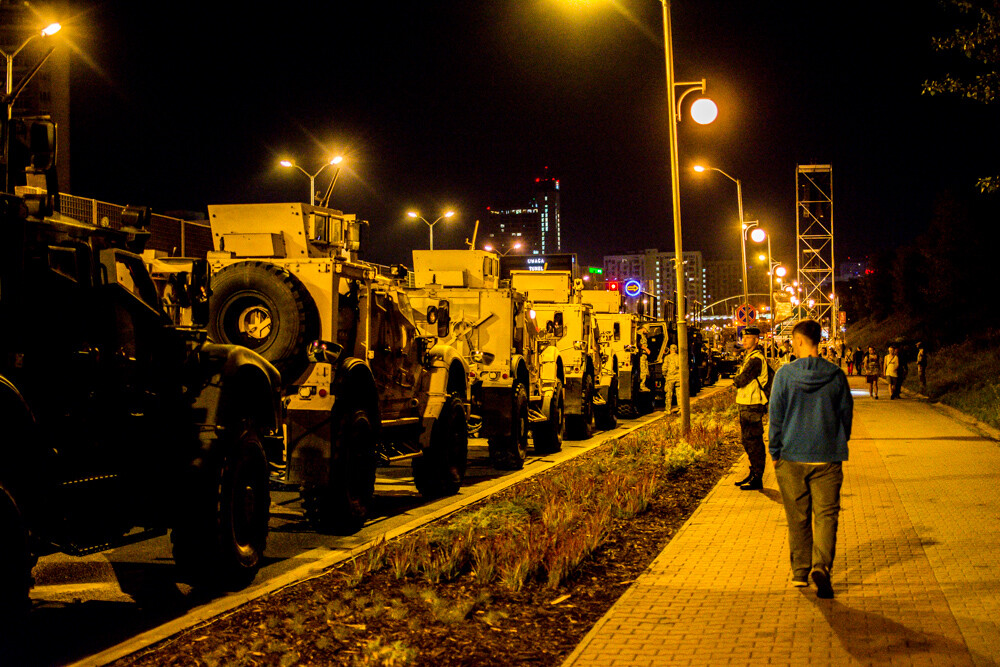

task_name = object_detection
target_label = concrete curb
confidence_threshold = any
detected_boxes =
[902,388,1000,442]
[72,385,729,666]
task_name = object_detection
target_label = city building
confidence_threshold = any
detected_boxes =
[484,168,562,256]
[603,249,705,319]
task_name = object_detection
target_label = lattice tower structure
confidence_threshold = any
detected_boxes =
[795,165,834,329]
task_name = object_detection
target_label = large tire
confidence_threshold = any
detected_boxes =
[303,407,377,534]
[171,421,271,590]
[566,373,595,440]
[532,381,564,454]
[0,484,31,624]
[413,395,468,498]
[488,383,530,470]
[597,377,618,431]
[208,262,319,377]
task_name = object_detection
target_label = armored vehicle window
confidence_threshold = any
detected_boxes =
[101,250,160,311]
[47,245,82,284]
[614,322,621,341]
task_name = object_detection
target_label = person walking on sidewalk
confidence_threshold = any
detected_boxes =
[861,346,880,398]
[916,342,928,394]
[853,346,864,377]
[884,345,901,399]
[733,326,769,491]
[769,319,853,598]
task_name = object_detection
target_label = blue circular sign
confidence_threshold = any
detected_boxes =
[624,280,641,297]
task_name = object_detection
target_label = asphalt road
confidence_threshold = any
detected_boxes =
[9,408,668,667]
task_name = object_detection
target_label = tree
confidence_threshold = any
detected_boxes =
[923,0,1000,193]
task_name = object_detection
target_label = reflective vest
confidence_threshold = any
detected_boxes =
[736,348,769,406]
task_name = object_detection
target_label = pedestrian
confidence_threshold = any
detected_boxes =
[853,346,864,377]
[769,319,853,598]
[916,342,928,394]
[838,339,847,370]
[664,343,680,412]
[884,345,901,399]
[637,325,651,394]
[732,326,769,490]
[846,350,854,376]
[861,346,880,398]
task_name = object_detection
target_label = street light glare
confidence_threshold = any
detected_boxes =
[693,165,706,173]
[444,211,455,218]
[407,211,418,218]
[750,228,767,243]
[330,156,343,165]
[690,98,718,125]
[484,244,493,252]
[279,159,293,167]
[41,23,61,36]
[775,266,787,278]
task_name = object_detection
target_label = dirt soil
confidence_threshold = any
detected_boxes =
[117,433,744,667]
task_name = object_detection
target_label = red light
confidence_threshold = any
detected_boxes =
[502,373,509,379]
[607,281,619,291]
[318,389,328,397]
[535,178,540,183]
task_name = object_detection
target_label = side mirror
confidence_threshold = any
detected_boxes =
[436,299,451,338]
[189,259,212,328]
[26,119,57,172]
[307,340,344,365]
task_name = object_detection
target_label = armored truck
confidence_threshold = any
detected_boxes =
[0,120,282,621]
[404,250,564,469]
[586,290,639,421]
[204,203,470,533]
[510,271,609,439]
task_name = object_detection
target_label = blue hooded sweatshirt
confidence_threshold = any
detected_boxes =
[768,356,853,463]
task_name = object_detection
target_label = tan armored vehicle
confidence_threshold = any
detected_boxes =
[204,203,470,532]
[510,271,612,439]
[404,250,563,469]
[586,290,640,421]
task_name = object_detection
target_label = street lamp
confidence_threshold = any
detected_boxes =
[407,210,455,250]
[750,226,786,358]
[693,164,751,307]
[2,21,62,193]
[279,156,343,206]
[484,241,522,257]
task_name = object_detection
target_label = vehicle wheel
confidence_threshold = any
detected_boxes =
[597,378,618,431]
[414,394,468,498]
[488,383,530,470]
[303,407,377,534]
[171,421,271,590]
[566,374,595,440]
[208,261,319,377]
[0,484,31,623]
[532,381,564,454]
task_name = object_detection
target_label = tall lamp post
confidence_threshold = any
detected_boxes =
[484,241,521,257]
[693,164,747,307]
[2,22,61,193]
[407,210,454,250]
[750,227,786,358]
[279,156,343,205]
[662,0,717,433]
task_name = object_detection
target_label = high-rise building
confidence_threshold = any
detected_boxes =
[1,0,71,190]
[485,169,562,256]
[533,168,561,253]
[603,249,704,319]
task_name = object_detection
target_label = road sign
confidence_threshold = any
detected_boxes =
[735,304,757,326]
[624,279,641,297]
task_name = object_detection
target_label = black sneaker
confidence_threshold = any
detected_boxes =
[733,474,752,486]
[811,568,834,599]
[740,478,763,491]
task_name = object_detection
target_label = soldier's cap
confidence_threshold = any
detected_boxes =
[744,326,761,336]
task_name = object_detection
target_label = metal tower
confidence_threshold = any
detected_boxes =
[795,164,835,330]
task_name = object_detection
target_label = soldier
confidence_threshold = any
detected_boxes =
[637,325,651,393]
[733,326,769,490]
[664,343,680,413]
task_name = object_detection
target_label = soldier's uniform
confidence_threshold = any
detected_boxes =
[733,329,769,489]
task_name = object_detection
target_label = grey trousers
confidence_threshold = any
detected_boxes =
[774,459,843,579]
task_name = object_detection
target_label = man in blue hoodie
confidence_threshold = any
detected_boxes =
[769,319,853,599]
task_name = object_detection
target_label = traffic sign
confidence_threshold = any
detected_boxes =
[735,304,757,326]
[623,279,641,297]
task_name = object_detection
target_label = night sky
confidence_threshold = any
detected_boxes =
[62,1,998,270]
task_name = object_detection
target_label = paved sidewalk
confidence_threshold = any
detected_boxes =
[564,377,1000,666]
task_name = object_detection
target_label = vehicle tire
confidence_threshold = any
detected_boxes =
[0,484,31,624]
[532,381,564,454]
[171,421,271,590]
[413,394,468,498]
[208,261,319,377]
[303,407,377,534]
[488,383,530,470]
[597,377,618,431]
[566,373,595,440]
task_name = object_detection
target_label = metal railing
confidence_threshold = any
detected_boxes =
[58,193,214,258]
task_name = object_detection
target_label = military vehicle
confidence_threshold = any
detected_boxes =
[204,203,470,533]
[404,250,563,470]
[510,271,608,439]
[0,119,282,620]
[586,290,639,422]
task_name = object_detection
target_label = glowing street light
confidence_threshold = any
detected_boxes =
[694,164,751,308]
[279,156,343,206]
[408,210,455,250]
[484,241,522,257]
[2,20,62,192]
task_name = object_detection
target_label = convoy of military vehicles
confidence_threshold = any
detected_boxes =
[0,113,720,620]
